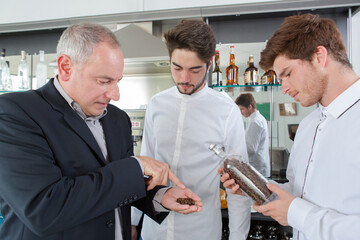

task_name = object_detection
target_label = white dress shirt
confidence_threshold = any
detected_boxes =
[135,84,251,240]
[282,80,360,240]
[245,110,270,177]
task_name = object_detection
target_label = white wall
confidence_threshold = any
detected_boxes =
[0,0,141,24]
[143,0,280,11]
[1,0,285,25]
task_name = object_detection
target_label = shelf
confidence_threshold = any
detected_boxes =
[0,90,27,93]
[211,84,281,88]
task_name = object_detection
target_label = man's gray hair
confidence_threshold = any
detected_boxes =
[57,23,120,65]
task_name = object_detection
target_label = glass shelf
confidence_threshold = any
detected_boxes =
[0,90,26,93]
[211,84,281,88]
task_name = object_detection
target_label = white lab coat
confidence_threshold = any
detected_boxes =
[245,110,270,177]
[136,85,251,240]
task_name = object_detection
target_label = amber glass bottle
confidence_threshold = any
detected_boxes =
[261,69,279,85]
[225,46,239,85]
[244,55,259,85]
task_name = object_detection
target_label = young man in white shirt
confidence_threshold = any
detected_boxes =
[132,19,251,240]
[235,93,270,177]
[221,13,360,240]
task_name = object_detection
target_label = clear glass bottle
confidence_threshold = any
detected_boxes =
[209,143,275,205]
[0,49,9,90]
[212,50,222,86]
[261,69,278,85]
[36,50,48,88]
[18,50,30,90]
[4,61,12,91]
[225,46,239,86]
[244,55,259,85]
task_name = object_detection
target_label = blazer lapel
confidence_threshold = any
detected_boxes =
[39,79,107,164]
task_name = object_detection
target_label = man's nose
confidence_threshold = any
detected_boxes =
[181,71,191,83]
[281,79,290,95]
[107,83,120,101]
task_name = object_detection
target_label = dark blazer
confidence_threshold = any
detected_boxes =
[0,79,167,240]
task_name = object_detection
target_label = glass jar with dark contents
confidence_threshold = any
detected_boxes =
[209,144,276,205]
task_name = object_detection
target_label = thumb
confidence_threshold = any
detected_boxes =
[184,188,202,202]
[267,183,286,197]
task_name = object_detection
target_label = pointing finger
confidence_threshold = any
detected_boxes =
[169,170,185,189]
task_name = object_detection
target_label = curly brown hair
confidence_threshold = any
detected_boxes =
[164,19,216,66]
[259,14,351,70]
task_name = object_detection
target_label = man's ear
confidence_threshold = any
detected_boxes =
[57,55,72,81]
[313,46,328,68]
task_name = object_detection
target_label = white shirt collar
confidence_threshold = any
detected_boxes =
[248,110,258,121]
[322,80,360,119]
[53,76,107,120]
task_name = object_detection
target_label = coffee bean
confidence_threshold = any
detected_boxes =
[176,198,195,205]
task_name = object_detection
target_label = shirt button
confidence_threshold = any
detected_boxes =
[310,159,314,163]
[105,220,114,228]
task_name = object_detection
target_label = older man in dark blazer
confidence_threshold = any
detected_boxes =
[0,23,202,240]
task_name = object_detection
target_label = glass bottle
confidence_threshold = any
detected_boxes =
[18,50,30,90]
[0,49,9,90]
[244,55,259,85]
[261,69,278,85]
[212,50,222,86]
[5,61,12,91]
[36,50,48,88]
[4,61,12,91]
[225,46,239,86]
[209,143,275,205]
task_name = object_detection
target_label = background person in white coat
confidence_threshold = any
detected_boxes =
[131,19,251,240]
[235,93,270,177]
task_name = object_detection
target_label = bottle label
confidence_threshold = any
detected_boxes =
[244,71,250,85]
[244,71,258,85]
[212,72,222,86]
[261,75,267,85]
[252,71,259,84]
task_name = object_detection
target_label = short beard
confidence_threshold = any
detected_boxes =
[175,75,206,95]
[302,64,327,107]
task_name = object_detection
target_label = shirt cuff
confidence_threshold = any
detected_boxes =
[131,206,143,226]
[152,187,171,212]
[288,197,315,232]
[132,156,144,175]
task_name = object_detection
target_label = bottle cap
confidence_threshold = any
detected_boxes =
[39,50,45,61]
[21,50,26,59]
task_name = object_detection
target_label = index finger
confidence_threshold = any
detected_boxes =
[169,170,185,189]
